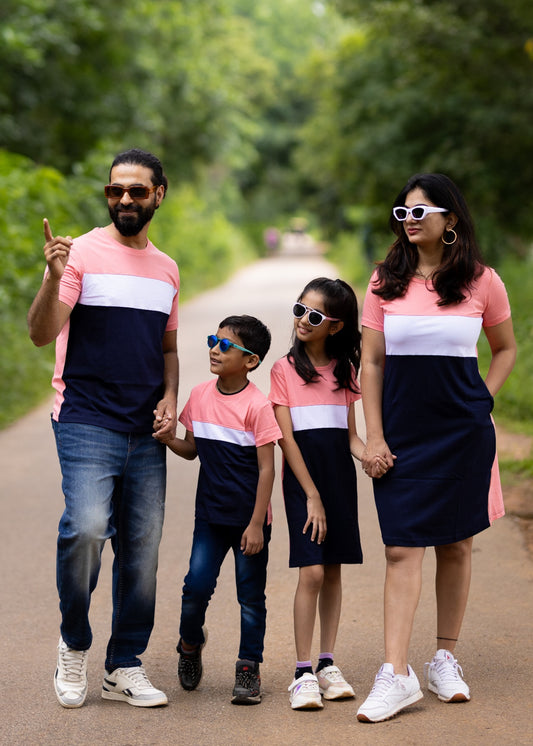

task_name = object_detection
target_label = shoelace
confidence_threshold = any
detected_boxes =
[321,668,344,683]
[432,657,464,682]
[236,668,258,690]
[369,667,395,697]
[290,676,318,693]
[121,665,153,689]
[59,646,87,681]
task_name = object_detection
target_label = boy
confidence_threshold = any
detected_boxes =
[155,315,281,704]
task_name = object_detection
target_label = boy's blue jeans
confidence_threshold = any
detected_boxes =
[52,420,166,671]
[180,518,271,662]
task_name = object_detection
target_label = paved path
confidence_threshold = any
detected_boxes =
[1,254,532,745]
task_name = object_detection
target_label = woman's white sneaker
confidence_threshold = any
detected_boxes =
[54,636,88,708]
[357,663,423,722]
[424,649,471,702]
[288,672,323,709]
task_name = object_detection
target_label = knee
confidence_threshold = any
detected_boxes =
[299,565,325,594]
[435,538,472,564]
[385,545,412,565]
[59,507,110,545]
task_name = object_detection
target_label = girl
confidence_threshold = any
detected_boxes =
[269,277,386,710]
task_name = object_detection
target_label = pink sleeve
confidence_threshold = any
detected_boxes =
[361,273,384,331]
[178,397,192,430]
[482,269,511,328]
[253,400,283,447]
[269,359,290,406]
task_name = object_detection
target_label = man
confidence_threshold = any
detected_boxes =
[28,148,180,708]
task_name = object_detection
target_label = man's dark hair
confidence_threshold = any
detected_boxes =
[219,315,272,370]
[110,148,168,197]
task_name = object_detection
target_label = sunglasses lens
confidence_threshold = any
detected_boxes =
[105,186,124,199]
[308,311,324,326]
[293,303,306,319]
[219,339,231,352]
[393,207,408,220]
[411,207,425,220]
[207,335,217,349]
[128,187,150,199]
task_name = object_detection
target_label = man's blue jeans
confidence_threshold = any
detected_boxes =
[180,519,271,662]
[52,420,166,671]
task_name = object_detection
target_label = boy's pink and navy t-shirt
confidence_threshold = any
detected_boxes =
[179,379,281,526]
[52,227,180,433]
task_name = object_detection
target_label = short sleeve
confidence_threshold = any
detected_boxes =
[361,272,384,332]
[269,359,290,406]
[178,396,192,430]
[251,399,283,447]
[482,268,512,328]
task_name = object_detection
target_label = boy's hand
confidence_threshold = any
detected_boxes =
[241,524,264,556]
[303,492,327,544]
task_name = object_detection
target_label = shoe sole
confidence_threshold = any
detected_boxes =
[231,694,262,705]
[290,699,324,710]
[320,687,355,700]
[101,690,168,707]
[427,682,470,702]
[357,689,423,722]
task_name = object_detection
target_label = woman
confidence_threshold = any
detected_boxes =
[358,173,516,723]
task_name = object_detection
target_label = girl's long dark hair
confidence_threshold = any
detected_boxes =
[374,173,485,305]
[288,277,360,392]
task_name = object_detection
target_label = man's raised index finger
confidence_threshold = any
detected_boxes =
[43,218,53,242]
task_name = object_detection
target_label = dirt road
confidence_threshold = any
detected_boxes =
[1,253,531,745]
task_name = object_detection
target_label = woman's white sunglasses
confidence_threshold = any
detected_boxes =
[393,205,448,221]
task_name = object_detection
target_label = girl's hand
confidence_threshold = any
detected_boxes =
[366,455,390,479]
[303,493,327,544]
[362,438,395,475]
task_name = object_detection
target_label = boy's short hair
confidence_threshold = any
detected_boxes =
[219,315,271,370]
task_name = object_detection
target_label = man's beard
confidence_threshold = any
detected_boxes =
[108,199,157,237]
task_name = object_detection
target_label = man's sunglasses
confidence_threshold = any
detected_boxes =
[207,334,260,362]
[104,185,158,200]
[293,302,340,327]
[392,205,447,221]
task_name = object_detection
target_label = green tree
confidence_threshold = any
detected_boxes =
[297,0,533,256]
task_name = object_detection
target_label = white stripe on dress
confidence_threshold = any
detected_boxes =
[384,315,482,357]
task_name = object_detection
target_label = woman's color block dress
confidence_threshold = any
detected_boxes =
[361,267,511,547]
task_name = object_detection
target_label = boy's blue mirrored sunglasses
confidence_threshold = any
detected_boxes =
[207,334,261,362]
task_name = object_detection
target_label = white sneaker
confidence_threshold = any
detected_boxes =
[288,672,324,709]
[357,663,423,722]
[424,649,471,702]
[316,665,355,700]
[54,636,89,708]
[102,666,168,707]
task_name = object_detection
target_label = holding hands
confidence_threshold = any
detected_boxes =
[362,438,396,479]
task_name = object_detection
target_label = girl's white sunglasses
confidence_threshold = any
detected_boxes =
[393,205,447,221]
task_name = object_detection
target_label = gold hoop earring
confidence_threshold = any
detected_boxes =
[442,228,457,245]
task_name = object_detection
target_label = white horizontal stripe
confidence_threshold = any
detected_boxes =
[291,404,348,432]
[193,420,256,447]
[80,274,176,314]
[384,315,482,357]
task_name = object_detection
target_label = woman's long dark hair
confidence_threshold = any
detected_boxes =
[374,173,485,305]
[288,277,360,392]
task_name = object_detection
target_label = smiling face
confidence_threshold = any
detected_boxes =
[107,163,164,237]
[208,326,256,379]
[294,289,341,344]
[402,187,453,252]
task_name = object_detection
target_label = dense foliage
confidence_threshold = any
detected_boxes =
[1,0,532,429]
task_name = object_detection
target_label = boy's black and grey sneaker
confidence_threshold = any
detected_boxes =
[231,659,262,705]
[177,628,207,691]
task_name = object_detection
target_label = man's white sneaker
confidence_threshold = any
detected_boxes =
[316,665,355,700]
[54,636,88,708]
[424,649,471,702]
[102,666,168,707]
[357,663,423,722]
[288,672,324,709]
